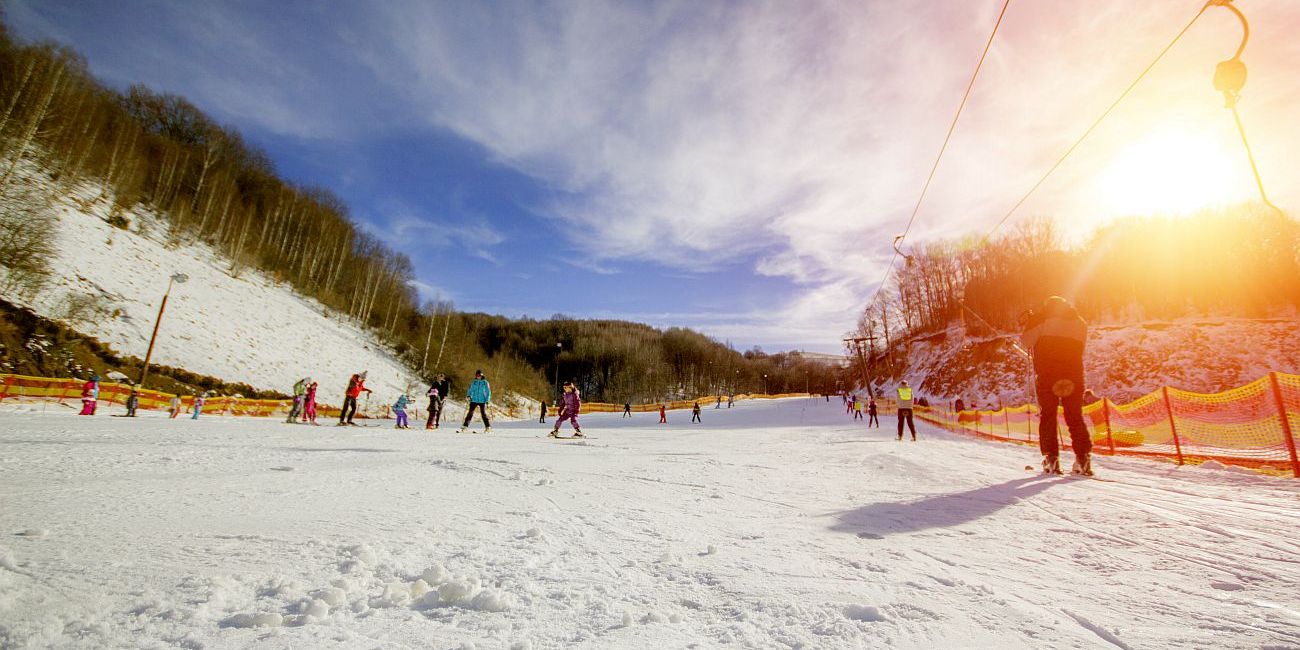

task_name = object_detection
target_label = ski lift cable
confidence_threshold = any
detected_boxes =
[866,0,1013,309]
[978,2,1212,246]
[955,1,1219,353]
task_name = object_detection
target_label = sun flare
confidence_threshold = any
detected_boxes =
[1095,129,1242,217]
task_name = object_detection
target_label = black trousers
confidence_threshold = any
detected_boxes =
[1036,380,1091,459]
[868,412,878,427]
[691,412,701,422]
[463,402,490,428]
[426,397,443,427]
[897,408,916,438]
[340,396,358,423]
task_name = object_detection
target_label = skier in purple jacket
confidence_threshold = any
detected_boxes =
[549,381,583,438]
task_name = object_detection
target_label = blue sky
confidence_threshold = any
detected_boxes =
[9,1,1299,352]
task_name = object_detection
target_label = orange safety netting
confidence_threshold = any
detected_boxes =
[916,372,1300,477]
[0,373,343,419]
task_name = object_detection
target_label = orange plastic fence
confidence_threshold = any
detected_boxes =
[916,372,1300,477]
[0,373,343,418]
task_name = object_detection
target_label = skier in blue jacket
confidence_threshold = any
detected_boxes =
[459,369,492,433]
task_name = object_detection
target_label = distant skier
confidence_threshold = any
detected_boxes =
[192,392,206,420]
[459,369,491,433]
[846,395,855,415]
[622,402,632,418]
[339,372,371,426]
[691,402,702,423]
[867,397,879,428]
[955,397,966,413]
[727,394,734,408]
[1021,295,1092,476]
[659,404,667,424]
[426,373,449,429]
[287,377,309,423]
[549,381,583,438]
[896,381,916,441]
[79,375,100,416]
[715,395,722,409]
[168,394,181,419]
[303,381,319,424]
[393,392,411,429]
[539,396,548,424]
[125,386,140,417]
[853,399,864,420]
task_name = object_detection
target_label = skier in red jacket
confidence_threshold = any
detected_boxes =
[339,371,372,425]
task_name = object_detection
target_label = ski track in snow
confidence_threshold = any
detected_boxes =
[2,398,1299,649]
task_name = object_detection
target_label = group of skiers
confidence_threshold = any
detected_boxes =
[845,394,879,426]
[844,385,916,440]
[76,374,211,420]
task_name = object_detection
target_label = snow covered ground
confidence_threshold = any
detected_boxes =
[8,164,420,403]
[2,398,1298,649]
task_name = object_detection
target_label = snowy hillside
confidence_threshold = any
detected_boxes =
[897,318,1300,406]
[6,164,421,405]
[2,398,1297,648]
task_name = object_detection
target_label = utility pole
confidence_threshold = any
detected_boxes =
[842,334,877,397]
[138,273,188,389]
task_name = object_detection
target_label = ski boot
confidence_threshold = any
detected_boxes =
[483,427,491,434]
[457,426,467,433]
[572,430,584,438]
[1042,454,1062,475]
[1071,453,1094,477]
[548,429,559,438]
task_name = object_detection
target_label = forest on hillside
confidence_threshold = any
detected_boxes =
[0,18,844,403]
[850,205,1300,386]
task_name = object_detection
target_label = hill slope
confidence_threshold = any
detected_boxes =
[897,318,1300,405]
[7,165,420,406]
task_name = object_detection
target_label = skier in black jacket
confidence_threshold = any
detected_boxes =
[1021,296,1092,476]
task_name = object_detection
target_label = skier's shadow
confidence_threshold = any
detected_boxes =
[828,476,1058,538]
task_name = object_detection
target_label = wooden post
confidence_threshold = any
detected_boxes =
[1027,404,1034,442]
[1162,386,1184,465]
[1003,405,1011,439]
[1102,398,1116,456]
[1268,372,1299,479]
[0,374,11,403]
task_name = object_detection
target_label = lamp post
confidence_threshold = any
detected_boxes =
[762,373,768,395]
[138,273,188,389]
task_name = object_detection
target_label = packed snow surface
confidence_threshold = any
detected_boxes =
[2,398,1298,648]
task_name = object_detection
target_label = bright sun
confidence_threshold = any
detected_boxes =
[1095,128,1242,217]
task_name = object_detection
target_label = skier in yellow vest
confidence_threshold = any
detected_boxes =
[897,381,917,441]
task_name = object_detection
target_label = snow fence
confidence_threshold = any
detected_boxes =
[0,373,342,418]
[916,371,1300,477]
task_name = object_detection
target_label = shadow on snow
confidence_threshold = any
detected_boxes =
[828,476,1060,538]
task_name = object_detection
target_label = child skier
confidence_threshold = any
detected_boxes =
[549,381,583,438]
[658,404,667,423]
[303,381,319,424]
[192,392,206,420]
[867,398,879,428]
[169,394,181,419]
[426,373,449,429]
[287,376,310,423]
[622,402,632,418]
[853,399,864,420]
[393,392,411,429]
[125,386,140,417]
[79,375,100,416]
[691,402,702,423]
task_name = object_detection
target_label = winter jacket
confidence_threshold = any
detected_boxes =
[429,379,450,401]
[467,378,491,404]
[897,387,913,409]
[293,378,308,396]
[560,390,581,415]
[394,395,410,411]
[81,380,96,399]
[1020,297,1087,382]
[346,376,368,398]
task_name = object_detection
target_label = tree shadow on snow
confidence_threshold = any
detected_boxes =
[828,476,1059,538]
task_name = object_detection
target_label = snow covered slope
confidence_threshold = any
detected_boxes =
[899,318,1300,405]
[7,167,420,405]
[2,399,1297,648]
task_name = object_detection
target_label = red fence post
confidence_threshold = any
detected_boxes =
[1162,386,1184,466]
[0,374,11,403]
[1102,398,1116,456]
[1268,372,1300,479]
